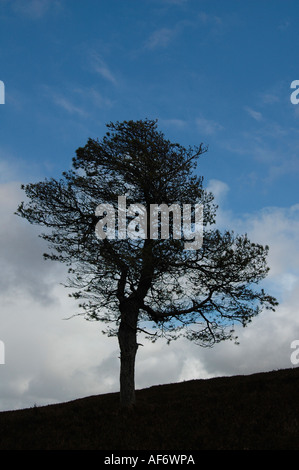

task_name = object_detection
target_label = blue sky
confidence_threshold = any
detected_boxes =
[1,0,299,213]
[1,0,299,411]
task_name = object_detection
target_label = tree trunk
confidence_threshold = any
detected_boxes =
[117,301,138,408]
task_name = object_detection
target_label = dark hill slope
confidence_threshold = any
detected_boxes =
[0,367,299,450]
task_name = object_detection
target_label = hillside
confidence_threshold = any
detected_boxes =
[0,367,299,450]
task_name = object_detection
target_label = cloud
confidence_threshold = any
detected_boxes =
[145,11,223,52]
[206,179,229,208]
[1,176,299,412]
[50,93,88,117]
[73,87,114,110]
[261,93,280,104]
[265,156,299,184]
[11,0,61,19]
[161,118,187,129]
[162,0,188,5]
[0,180,120,410]
[257,81,286,106]
[206,179,232,229]
[209,181,299,302]
[278,19,290,31]
[193,182,299,377]
[196,116,224,135]
[43,84,114,119]
[242,204,299,282]
[196,10,225,39]
[245,106,263,121]
[0,155,19,183]
[146,27,179,50]
[91,53,118,86]
[198,11,222,26]
[0,182,63,305]
[0,285,118,410]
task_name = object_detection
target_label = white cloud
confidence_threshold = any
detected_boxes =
[221,116,299,184]
[145,11,223,52]
[189,185,299,378]
[0,181,119,410]
[161,118,187,129]
[245,106,263,121]
[73,87,113,109]
[1,178,299,412]
[196,10,225,39]
[0,156,18,183]
[206,179,229,203]
[91,53,118,86]
[0,182,63,304]
[146,27,178,50]
[50,92,88,117]
[43,84,113,119]
[196,116,224,135]
[261,93,280,105]
[242,204,299,283]
[11,0,61,19]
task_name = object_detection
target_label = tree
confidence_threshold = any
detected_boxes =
[16,119,278,408]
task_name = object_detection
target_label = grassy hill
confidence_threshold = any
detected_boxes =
[0,367,299,450]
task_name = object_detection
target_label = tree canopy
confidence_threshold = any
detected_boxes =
[16,119,278,407]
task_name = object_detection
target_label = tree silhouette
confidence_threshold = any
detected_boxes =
[16,119,278,408]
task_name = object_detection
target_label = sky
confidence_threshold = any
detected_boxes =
[1,0,299,412]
